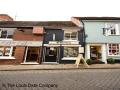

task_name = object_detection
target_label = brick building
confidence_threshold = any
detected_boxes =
[0,21,44,64]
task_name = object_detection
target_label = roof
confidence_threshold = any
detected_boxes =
[0,14,13,21]
[0,21,77,28]
[73,17,120,20]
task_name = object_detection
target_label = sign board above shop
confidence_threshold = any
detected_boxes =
[49,41,79,45]
[0,40,43,46]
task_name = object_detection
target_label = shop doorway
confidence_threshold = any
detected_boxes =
[43,47,60,63]
[90,46,102,60]
[25,47,40,62]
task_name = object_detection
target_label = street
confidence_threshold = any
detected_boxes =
[0,69,120,90]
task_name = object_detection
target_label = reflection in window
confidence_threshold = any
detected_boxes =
[108,44,119,56]
[64,47,78,57]
[0,46,11,56]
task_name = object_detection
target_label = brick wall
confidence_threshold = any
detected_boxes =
[13,29,43,41]
[14,47,26,64]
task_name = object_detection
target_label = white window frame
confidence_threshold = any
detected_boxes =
[105,23,120,36]
[64,31,78,41]
[107,44,120,56]
[62,46,79,60]
[0,46,15,59]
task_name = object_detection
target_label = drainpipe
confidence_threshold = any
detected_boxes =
[80,20,86,58]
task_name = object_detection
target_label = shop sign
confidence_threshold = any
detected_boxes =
[49,41,79,45]
[62,41,79,45]
[26,41,43,46]
[0,40,43,46]
[79,47,84,53]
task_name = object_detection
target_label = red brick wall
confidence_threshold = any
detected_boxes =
[13,29,43,41]
[14,47,26,64]
[0,59,16,65]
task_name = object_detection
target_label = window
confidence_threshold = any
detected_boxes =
[111,29,116,35]
[12,47,16,56]
[104,23,119,36]
[53,33,55,41]
[0,29,14,38]
[64,47,78,57]
[64,32,78,40]
[108,44,119,56]
[0,46,12,56]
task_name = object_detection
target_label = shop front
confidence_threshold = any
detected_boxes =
[42,44,60,64]
[86,44,107,64]
[42,41,84,64]
[0,40,43,64]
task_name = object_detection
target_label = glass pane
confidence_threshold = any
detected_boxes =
[2,30,7,34]
[0,50,3,56]
[12,47,16,56]
[111,29,116,35]
[71,32,77,36]
[1,34,7,38]
[64,33,70,40]
[5,47,11,56]
[109,44,119,55]
[64,47,78,57]
[7,30,13,38]
[7,35,13,38]
[71,32,77,40]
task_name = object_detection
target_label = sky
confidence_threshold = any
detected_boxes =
[0,0,120,21]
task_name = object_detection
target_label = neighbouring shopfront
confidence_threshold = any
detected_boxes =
[0,25,44,64]
[86,44,107,64]
[0,40,43,64]
[43,26,84,64]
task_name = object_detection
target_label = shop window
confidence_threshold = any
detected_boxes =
[12,47,16,56]
[64,47,78,57]
[0,46,12,56]
[64,32,78,40]
[108,44,119,56]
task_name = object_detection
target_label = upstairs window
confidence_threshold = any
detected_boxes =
[64,32,78,40]
[104,23,119,36]
[0,29,14,39]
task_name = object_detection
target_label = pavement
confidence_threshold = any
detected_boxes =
[0,64,120,71]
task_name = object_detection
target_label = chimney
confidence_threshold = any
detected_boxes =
[0,14,13,21]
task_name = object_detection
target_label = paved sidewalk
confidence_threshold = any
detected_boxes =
[0,64,120,71]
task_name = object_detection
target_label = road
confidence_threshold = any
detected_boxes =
[0,69,120,90]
